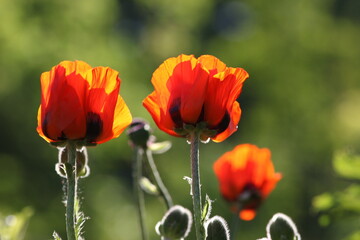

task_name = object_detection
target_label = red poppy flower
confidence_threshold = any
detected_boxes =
[213,144,282,220]
[37,60,132,145]
[143,54,249,142]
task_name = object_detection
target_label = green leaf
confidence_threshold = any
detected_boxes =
[0,207,33,240]
[52,231,62,240]
[201,195,213,223]
[333,150,360,180]
[344,230,360,240]
[312,193,334,212]
[74,197,89,240]
[337,184,360,212]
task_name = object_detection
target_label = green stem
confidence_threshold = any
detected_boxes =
[146,149,173,209]
[133,147,148,240]
[66,141,77,240]
[231,211,240,240]
[189,131,203,240]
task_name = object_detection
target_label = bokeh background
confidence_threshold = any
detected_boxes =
[0,0,360,239]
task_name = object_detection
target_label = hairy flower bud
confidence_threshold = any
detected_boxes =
[155,205,192,239]
[266,213,301,240]
[204,216,230,240]
[127,118,154,149]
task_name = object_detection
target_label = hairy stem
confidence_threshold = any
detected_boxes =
[146,149,173,209]
[133,147,148,240]
[190,131,203,240]
[66,141,77,240]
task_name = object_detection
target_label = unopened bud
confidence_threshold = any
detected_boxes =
[204,216,230,240]
[127,118,153,149]
[266,213,301,240]
[155,205,192,239]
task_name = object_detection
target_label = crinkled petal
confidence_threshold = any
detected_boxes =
[211,101,241,142]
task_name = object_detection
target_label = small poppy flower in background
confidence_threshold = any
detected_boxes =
[143,54,249,142]
[37,60,132,145]
[213,144,282,221]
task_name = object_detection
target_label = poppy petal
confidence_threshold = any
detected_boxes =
[239,209,256,221]
[143,91,179,137]
[211,101,241,142]
[205,67,248,128]
[198,55,227,76]
[168,60,208,124]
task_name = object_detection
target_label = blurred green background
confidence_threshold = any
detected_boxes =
[0,0,359,239]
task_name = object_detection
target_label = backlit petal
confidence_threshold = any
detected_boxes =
[198,55,227,76]
[239,209,256,221]
[211,101,241,142]
[143,91,178,137]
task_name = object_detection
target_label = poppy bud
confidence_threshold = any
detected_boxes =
[204,216,230,240]
[266,213,301,240]
[155,205,192,239]
[127,118,154,149]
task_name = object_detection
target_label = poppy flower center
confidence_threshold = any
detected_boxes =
[236,184,262,211]
[169,98,230,136]
[210,112,230,134]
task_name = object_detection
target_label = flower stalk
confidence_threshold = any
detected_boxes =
[230,210,241,240]
[146,149,173,209]
[190,131,203,240]
[133,147,148,240]
[65,141,77,240]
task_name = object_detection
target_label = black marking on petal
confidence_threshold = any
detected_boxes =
[59,131,66,141]
[169,98,183,128]
[42,112,67,141]
[86,112,103,142]
[212,111,230,134]
[42,112,50,139]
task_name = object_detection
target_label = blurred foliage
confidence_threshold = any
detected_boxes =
[333,150,360,180]
[0,0,359,239]
[313,150,360,240]
[0,207,33,240]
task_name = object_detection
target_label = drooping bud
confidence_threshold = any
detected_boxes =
[155,205,192,239]
[127,118,153,149]
[266,213,301,240]
[204,216,230,240]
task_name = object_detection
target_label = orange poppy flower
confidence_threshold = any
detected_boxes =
[213,144,282,220]
[143,54,249,142]
[37,60,132,145]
